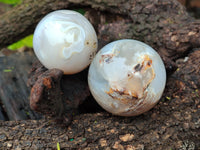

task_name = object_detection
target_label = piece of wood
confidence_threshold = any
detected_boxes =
[27,61,90,124]
[0,0,200,60]
[0,48,199,149]
[0,106,6,121]
[0,50,42,120]
[0,49,90,121]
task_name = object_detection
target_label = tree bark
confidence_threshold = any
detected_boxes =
[0,50,42,120]
[0,0,200,60]
[0,49,90,122]
[0,47,199,149]
[27,60,90,124]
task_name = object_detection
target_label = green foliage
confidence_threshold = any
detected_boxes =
[0,0,22,5]
[3,67,14,72]
[74,8,86,15]
[3,69,12,72]
[8,34,33,50]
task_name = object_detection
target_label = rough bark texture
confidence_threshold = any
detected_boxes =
[0,0,67,49]
[0,0,200,60]
[0,49,199,149]
[27,61,90,124]
[0,49,42,120]
[0,49,90,122]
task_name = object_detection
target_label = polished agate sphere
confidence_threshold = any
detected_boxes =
[33,10,98,74]
[88,39,166,116]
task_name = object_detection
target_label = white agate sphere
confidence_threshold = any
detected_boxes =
[33,10,98,74]
[88,39,166,116]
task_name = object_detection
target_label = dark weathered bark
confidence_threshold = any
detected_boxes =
[0,0,68,49]
[0,50,90,122]
[0,0,200,60]
[27,61,90,124]
[0,50,42,120]
[96,0,200,60]
[0,49,199,149]
[0,106,6,121]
